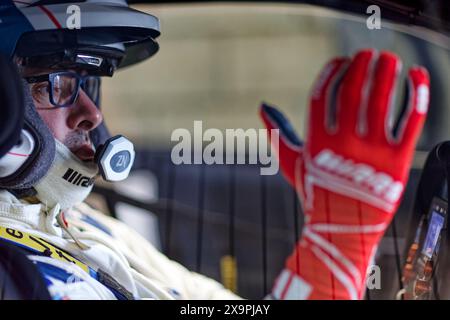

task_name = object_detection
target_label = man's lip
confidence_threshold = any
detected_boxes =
[74,144,95,161]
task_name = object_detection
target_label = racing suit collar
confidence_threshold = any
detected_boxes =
[0,190,63,237]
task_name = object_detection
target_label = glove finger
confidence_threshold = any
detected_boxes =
[336,49,377,136]
[365,51,402,143]
[309,57,350,136]
[260,102,302,186]
[396,66,430,150]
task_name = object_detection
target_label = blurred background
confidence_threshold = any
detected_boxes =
[88,2,450,299]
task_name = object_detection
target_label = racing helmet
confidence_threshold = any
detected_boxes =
[0,0,160,194]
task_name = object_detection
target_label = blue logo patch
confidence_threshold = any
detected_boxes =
[110,151,131,173]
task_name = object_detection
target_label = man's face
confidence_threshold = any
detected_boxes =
[24,68,103,162]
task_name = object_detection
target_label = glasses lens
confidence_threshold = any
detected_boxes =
[82,76,100,105]
[52,73,78,106]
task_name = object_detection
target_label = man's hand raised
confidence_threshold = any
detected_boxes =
[260,49,430,299]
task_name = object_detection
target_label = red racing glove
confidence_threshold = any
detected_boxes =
[260,49,430,299]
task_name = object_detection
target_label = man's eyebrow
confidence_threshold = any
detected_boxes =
[22,69,48,77]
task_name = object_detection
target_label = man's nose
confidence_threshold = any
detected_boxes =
[67,89,103,131]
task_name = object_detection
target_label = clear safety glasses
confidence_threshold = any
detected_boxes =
[25,71,101,108]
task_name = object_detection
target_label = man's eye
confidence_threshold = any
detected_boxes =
[31,83,51,105]
[33,83,50,95]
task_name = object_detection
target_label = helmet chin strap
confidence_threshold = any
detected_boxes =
[33,135,135,211]
[34,139,98,211]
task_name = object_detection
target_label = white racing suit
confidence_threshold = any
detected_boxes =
[0,190,240,300]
